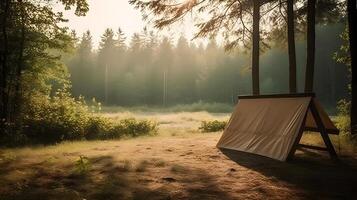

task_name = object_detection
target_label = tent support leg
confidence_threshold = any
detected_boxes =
[286,103,310,161]
[310,101,338,160]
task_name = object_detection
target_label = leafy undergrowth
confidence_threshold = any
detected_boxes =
[199,120,227,132]
[1,90,158,146]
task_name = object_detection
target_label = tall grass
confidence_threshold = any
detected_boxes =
[101,102,234,113]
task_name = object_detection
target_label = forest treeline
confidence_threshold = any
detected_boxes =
[67,24,348,111]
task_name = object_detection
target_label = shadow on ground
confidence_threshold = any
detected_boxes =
[0,155,234,200]
[220,148,357,199]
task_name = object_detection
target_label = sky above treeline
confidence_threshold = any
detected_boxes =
[55,0,201,48]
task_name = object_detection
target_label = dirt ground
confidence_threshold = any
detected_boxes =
[1,112,357,200]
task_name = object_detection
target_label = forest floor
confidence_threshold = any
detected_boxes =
[1,112,357,200]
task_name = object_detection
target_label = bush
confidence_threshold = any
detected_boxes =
[74,156,91,175]
[14,89,158,145]
[117,118,158,137]
[86,117,158,140]
[334,99,357,143]
[335,99,351,135]
[23,90,91,143]
[85,116,113,140]
[199,120,227,132]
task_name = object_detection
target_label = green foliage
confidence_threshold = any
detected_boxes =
[86,117,158,140]
[199,120,227,132]
[0,87,159,145]
[0,0,89,127]
[74,155,91,175]
[334,27,351,69]
[116,118,158,137]
[335,99,351,135]
[334,99,357,144]
[23,88,92,143]
[333,26,351,92]
[85,116,113,140]
[333,27,352,137]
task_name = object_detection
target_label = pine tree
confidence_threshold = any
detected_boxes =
[98,28,116,103]
[68,30,95,98]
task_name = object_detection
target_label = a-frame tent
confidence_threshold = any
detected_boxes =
[217,93,339,161]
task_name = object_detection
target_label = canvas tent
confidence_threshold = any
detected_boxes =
[217,93,339,161]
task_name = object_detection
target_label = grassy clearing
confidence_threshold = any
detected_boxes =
[101,102,234,113]
[1,111,357,199]
[1,130,356,200]
[101,111,230,138]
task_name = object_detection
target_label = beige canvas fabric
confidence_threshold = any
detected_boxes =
[217,97,312,161]
[305,99,338,133]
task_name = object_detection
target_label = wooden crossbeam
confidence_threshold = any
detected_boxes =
[304,127,340,135]
[298,144,328,151]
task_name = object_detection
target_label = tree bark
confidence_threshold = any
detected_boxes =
[304,0,316,93]
[287,0,297,93]
[252,0,260,95]
[13,1,25,123]
[348,0,357,134]
[0,0,10,127]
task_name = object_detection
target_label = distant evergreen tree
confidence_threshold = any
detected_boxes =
[98,28,116,103]
[68,30,95,98]
[172,35,197,103]
[64,25,348,112]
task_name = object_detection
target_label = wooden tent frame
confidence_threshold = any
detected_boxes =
[238,93,338,160]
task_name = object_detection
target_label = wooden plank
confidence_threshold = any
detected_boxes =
[286,100,311,161]
[238,93,315,99]
[298,144,328,151]
[304,127,340,135]
[309,100,338,160]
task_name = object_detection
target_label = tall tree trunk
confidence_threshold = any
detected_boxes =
[287,0,297,93]
[304,0,316,93]
[13,1,25,123]
[0,0,10,128]
[252,0,260,95]
[348,0,357,134]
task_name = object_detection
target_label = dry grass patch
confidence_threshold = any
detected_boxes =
[118,159,133,172]
[135,160,150,172]
[152,158,166,167]
[170,164,187,173]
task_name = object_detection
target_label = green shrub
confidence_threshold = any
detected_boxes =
[334,99,357,147]
[23,90,91,143]
[17,89,158,145]
[199,120,227,132]
[335,99,351,135]
[85,116,113,140]
[117,118,158,137]
[74,155,91,175]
